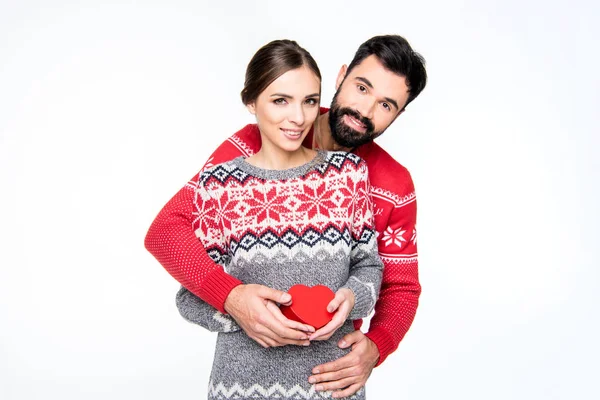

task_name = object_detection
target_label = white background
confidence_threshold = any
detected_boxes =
[1,1,598,399]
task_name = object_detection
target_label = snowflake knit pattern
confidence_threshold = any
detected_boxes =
[189,150,383,400]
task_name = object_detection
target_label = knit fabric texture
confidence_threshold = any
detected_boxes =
[145,108,421,366]
[186,150,382,400]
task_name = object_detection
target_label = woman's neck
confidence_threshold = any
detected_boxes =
[246,143,316,170]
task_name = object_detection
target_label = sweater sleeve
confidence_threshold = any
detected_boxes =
[365,175,420,366]
[342,160,383,320]
[176,286,241,332]
[144,127,258,313]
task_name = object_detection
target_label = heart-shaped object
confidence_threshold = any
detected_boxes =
[280,284,335,329]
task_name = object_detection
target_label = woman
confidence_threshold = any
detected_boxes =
[151,40,382,399]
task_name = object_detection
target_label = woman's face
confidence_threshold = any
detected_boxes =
[247,66,321,155]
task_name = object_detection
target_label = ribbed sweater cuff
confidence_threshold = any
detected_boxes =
[199,268,243,313]
[365,327,397,367]
[343,279,375,320]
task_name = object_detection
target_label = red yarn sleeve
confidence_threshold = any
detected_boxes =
[365,181,421,366]
[144,125,260,313]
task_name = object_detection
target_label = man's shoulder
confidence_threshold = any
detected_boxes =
[225,123,261,156]
[358,142,416,203]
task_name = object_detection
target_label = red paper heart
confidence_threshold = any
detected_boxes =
[280,284,335,329]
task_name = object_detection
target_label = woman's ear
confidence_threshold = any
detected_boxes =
[246,102,256,115]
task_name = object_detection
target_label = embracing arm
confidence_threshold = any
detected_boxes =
[144,132,252,313]
[365,175,420,366]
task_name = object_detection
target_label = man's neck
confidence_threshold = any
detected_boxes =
[313,112,352,152]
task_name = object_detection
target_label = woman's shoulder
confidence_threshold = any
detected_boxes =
[320,150,367,173]
[199,158,245,185]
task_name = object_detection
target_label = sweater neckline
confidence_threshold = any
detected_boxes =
[231,150,327,180]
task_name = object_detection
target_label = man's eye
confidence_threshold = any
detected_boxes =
[358,85,367,92]
[382,102,391,111]
[274,98,287,105]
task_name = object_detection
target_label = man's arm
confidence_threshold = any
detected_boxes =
[144,132,251,312]
[364,185,420,366]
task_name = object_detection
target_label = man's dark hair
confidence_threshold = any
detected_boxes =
[241,39,321,105]
[346,35,427,109]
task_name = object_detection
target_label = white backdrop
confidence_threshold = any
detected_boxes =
[1,1,598,399]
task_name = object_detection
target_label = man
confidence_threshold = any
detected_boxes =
[145,34,426,398]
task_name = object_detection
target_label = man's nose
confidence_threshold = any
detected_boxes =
[355,97,376,121]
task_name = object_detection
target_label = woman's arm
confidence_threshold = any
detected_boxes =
[144,127,259,312]
[176,287,241,332]
[342,159,383,319]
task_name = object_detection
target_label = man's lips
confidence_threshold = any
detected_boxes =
[343,114,367,133]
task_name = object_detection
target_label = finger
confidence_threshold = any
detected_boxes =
[311,353,355,375]
[257,285,291,305]
[253,311,311,346]
[332,383,364,398]
[310,307,347,341]
[250,335,270,348]
[338,330,365,348]
[310,366,360,385]
[256,307,311,341]
[314,376,358,392]
[254,323,310,346]
[266,301,315,333]
[309,320,338,341]
[327,292,345,313]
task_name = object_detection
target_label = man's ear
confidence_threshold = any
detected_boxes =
[335,64,348,90]
[246,102,256,115]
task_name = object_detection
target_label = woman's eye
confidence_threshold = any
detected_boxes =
[274,98,287,105]
[305,98,317,105]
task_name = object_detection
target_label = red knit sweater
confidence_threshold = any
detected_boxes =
[145,110,421,366]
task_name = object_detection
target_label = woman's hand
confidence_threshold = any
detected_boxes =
[308,288,355,341]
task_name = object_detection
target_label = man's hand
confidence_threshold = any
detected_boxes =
[309,288,355,341]
[224,284,315,348]
[308,330,380,398]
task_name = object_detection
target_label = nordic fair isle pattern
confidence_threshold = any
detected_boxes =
[167,121,421,366]
[189,151,382,400]
[207,381,364,400]
[144,111,420,371]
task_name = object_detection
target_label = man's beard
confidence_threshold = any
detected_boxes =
[328,94,383,149]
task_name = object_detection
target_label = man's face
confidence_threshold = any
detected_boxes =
[329,55,410,148]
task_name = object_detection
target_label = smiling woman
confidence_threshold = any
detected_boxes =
[245,65,321,167]
[146,39,383,400]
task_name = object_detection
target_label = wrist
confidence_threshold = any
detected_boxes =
[224,284,244,315]
[365,327,395,367]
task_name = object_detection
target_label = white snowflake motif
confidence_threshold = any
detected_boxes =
[411,226,417,246]
[382,226,407,248]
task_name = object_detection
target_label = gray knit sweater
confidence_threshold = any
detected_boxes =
[178,151,382,399]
